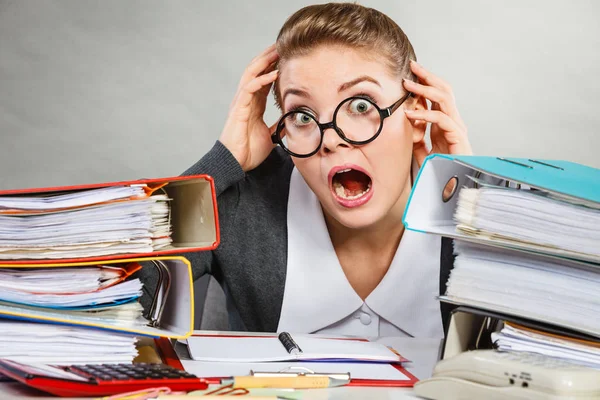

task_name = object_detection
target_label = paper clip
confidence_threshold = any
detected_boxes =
[103,386,186,400]
[203,383,250,396]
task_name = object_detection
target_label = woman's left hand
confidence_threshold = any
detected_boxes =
[403,60,472,167]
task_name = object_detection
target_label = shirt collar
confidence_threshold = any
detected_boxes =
[278,167,443,338]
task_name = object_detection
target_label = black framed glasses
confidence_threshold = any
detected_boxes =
[271,91,414,158]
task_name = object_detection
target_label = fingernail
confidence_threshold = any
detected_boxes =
[410,59,419,66]
[270,69,279,75]
[403,78,414,85]
[404,109,414,114]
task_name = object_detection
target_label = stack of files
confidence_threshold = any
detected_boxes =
[0,185,171,260]
[0,174,220,264]
[454,181,600,262]
[179,333,417,387]
[445,241,600,336]
[0,263,146,329]
[402,155,600,361]
[0,321,138,365]
[492,322,600,369]
[0,175,218,370]
[0,256,196,340]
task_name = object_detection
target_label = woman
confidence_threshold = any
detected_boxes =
[170,3,470,337]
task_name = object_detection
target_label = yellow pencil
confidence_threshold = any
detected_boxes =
[223,375,349,389]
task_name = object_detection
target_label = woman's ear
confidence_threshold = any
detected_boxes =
[408,94,428,144]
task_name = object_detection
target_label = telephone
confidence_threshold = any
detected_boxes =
[414,350,600,400]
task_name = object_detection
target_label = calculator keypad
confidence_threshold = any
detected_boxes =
[67,363,197,382]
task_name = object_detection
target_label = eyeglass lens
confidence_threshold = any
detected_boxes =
[279,97,382,156]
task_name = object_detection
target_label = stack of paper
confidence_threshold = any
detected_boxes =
[454,186,600,262]
[0,264,147,328]
[445,241,600,336]
[492,322,600,369]
[186,335,405,363]
[0,321,138,364]
[0,185,171,259]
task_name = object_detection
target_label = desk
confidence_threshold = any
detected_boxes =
[0,337,441,399]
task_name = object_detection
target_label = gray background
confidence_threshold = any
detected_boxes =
[1,1,599,328]
[1,0,599,192]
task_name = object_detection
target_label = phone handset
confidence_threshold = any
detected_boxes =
[414,349,600,400]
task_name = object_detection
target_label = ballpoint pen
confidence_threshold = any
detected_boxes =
[222,375,350,389]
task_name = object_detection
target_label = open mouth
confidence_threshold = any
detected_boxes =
[330,166,373,207]
[333,169,372,199]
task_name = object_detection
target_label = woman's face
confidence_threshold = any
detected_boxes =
[278,45,423,230]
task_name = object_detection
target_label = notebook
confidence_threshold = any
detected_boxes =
[185,332,406,363]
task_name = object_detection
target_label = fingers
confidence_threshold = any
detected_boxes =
[403,78,462,124]
[405,109,460,133]
[405,109,472,155]
[234,69,279,114]
[239,44,279,90]
[403,61,466,131]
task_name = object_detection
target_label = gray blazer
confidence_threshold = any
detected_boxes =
[139,141,456,333]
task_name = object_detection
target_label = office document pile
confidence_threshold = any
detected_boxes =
[0,185,172,260]
[492,322,600,369]
[447,182,600,367]
[455,186,600,261]
[0,184,177,365]
[0,263,146,364]
[0,321,138,365]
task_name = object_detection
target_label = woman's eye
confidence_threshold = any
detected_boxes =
[293,113,313,126]
[349,99,372,114]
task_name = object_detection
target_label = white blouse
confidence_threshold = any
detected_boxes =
[277,167,443,339]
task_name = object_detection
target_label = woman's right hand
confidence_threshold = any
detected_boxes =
[219,44,280,172]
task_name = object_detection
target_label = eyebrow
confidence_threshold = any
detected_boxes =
[281,75,381,104]
[282,88,310,104]
[338,76,381,92]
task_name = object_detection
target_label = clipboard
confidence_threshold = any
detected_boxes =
[0,174,220,265]
[154,335,419,388]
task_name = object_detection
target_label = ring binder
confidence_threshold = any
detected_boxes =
[145,260,171,328]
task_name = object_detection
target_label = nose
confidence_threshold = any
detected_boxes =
[320,123,351,155]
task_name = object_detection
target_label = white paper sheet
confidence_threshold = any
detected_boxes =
[492,324,600,369]
[0,321,138,365]
[0,191,171,259]
[180,360,411,381]
[186,335,402,363]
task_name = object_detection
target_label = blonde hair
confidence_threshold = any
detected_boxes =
[273,2,416,108]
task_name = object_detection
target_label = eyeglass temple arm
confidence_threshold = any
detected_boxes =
[383,91,414,118]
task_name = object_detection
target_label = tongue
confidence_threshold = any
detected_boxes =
[337,170,370,197]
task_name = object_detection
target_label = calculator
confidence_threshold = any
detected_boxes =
[0,360,208,397]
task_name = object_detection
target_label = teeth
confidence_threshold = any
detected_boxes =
[333,181,372,200]
[336,169,351,174]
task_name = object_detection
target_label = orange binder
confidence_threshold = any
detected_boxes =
[0,175,220,265]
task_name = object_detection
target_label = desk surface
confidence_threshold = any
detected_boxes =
[0,336,441,399]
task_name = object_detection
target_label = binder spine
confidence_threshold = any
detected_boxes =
[278,332,302,355]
